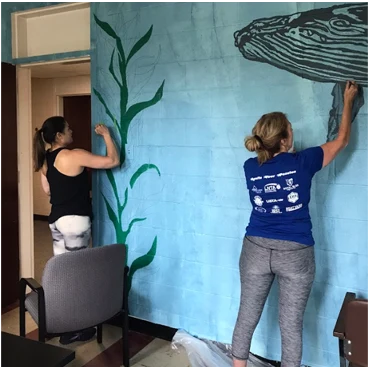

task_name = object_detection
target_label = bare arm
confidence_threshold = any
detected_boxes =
[321,81,358,168]
[40,172,50,196]
[73,124,120,169]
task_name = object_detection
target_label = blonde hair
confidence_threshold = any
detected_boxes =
[245,112,289,164]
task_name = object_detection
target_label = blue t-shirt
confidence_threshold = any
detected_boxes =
[244,147,324,246]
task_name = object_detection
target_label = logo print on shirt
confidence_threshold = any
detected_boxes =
[255,207,266,213]
[271,205,282,214]
[252,185,263,194]
[283,178,300,191]
[266,198,283,204]
[253,196,264,207]
[286,203,303,212]
[250,176,262,182]
[287,192,299,203]
[264,183,281,193]
[277,170,296,177]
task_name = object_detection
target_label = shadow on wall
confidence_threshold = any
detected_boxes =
[306,187,330,364]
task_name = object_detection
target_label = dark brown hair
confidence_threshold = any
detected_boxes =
[33,116,66,172]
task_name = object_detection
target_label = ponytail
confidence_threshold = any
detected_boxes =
[33,129,46,172]
[33,116,67,171]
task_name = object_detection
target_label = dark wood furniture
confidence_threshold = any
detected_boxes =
[1,332,75,367]
[333,292,368,367]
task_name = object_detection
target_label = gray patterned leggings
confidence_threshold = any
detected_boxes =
[232,236,315,367]
[49,215,91,256]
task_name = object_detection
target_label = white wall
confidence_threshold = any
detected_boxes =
[32,75,90,216]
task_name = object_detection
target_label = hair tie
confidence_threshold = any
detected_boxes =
[254,134,264,147]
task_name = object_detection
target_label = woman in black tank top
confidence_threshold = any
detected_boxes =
[33,116,120,345]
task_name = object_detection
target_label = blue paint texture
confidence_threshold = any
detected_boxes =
[2,2,367,366]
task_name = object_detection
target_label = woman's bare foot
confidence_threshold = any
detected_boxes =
[233,358,247,367]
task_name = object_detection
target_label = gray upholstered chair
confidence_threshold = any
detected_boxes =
[19,244,129,366]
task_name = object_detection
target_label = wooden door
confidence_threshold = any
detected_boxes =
[63,95,92,190]
[1,63,20,308]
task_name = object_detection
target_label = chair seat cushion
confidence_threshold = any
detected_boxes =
[25,292,39,325]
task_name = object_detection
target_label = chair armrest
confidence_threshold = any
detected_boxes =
[333,292,356,339]
[19,277,46,340]
[20,278,43,293]
[19,278,44,304]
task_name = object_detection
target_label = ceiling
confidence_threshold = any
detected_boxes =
[28,61,90,78]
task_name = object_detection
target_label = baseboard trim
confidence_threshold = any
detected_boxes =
[108,315,280,366]
[2,300,19,315]
[34,214,48,222]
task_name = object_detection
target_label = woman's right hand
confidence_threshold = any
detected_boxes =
[321,80,359,168]
[344,81,358,105]
[95,123,110,137]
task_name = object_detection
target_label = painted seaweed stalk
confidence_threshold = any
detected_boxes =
[94,15,165,164]
[234,3,367,141]
[102,164,161,293]
[94,15,165,293]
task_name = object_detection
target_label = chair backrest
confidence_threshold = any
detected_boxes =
[42,244,126,333]
[345,299,368,367]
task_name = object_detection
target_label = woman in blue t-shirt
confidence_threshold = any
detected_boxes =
[232,81,359,367]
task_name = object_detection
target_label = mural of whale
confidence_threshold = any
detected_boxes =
[234,3,368,141]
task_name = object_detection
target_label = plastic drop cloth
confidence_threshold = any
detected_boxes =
[172,330,275,367]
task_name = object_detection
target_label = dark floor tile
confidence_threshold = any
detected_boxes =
[84,331,154,367]
[26,328,39,341]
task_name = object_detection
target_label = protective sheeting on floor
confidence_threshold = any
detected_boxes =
[172,330,276,367]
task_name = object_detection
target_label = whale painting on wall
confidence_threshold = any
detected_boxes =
[234,2,368,141]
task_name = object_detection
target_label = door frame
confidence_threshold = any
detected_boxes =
[17,66,34,278]
[16,56,90,278]
[56,93,90,117]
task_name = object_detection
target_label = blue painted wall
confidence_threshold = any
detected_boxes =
[91,3,368,367]
[3,2,368,367]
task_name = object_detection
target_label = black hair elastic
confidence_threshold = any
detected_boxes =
[254,134,265,147]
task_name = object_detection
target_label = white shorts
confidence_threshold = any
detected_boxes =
[49,215,91,256]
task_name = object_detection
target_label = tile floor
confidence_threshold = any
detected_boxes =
[1,304,190,367]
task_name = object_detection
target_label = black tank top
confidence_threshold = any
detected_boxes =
[46,148,92,224]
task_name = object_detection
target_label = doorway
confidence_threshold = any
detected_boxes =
[16,58,91,283]
[63,95,92,195]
